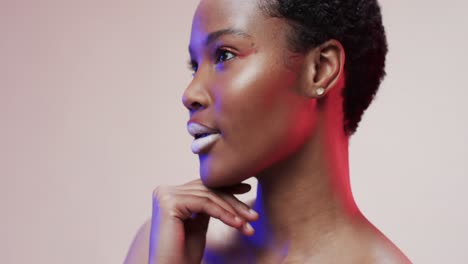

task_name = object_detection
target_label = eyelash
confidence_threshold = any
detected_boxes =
[187,48,236,75]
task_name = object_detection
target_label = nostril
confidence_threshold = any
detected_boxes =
[190,102,203,110]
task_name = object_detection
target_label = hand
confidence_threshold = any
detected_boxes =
[148,179,259,264]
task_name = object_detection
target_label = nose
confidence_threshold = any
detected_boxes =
[182,76,210,113]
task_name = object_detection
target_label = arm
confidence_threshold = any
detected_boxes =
[124,219,151,264]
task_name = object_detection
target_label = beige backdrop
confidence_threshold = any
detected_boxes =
[1,0,467,263]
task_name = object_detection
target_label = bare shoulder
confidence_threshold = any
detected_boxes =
[124,218,152,264]
[369,235,413,264]
[359,221,412,264]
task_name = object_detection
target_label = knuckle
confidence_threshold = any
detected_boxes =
[152,186,160,198]
[202,202,217,215]
[210,192,235,210]
[199,196,211,205]
[236,201,250,211]
[152,188,178,213]
[152,186,163,199]
[152,186,171,201]
[204,202,224,217]
[204,192,217,203]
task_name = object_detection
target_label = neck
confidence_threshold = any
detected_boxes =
[247,97,360,256]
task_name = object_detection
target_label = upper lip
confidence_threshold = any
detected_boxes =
[187,120,220,138]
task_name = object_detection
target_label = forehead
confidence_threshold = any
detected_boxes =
[193,0,258,32]
[189,0,281,48]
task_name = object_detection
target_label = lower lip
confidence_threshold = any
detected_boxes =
[191,133,221,154]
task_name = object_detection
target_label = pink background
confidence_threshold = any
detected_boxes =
[1,0,467,263]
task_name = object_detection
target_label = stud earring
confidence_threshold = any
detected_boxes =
[316,87,325,96]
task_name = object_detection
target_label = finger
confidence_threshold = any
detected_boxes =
[172,194,245,229]
[216,193,259,221]
[184,178,204,186]
[173,189,239,217]
[177,183,257,220]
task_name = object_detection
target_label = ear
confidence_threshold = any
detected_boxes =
[298,39,345,98]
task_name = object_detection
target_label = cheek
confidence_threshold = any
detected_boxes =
[218,60,293,140]
[213,57,310,172]
[217,55,299,124]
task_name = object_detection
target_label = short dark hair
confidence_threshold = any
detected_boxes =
[259,0,388,135]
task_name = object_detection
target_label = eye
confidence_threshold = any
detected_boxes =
[187,59,198,75]
[215,49,236,64]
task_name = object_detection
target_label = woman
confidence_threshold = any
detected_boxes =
[126,0,411,263]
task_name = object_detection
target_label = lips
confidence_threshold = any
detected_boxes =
[187,121,221,154]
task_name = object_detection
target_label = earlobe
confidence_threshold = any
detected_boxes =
[314,87,325,97]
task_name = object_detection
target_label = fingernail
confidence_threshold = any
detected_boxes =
[234,216,242,223]
[248,209,258,217]
[244,222,254,233]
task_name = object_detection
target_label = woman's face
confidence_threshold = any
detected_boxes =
[184,0,318,187]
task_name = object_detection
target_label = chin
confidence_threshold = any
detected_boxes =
[198,154,250,188]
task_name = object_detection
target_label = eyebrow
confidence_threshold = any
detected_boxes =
[205,28,252,45]
[189,28,252,53]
